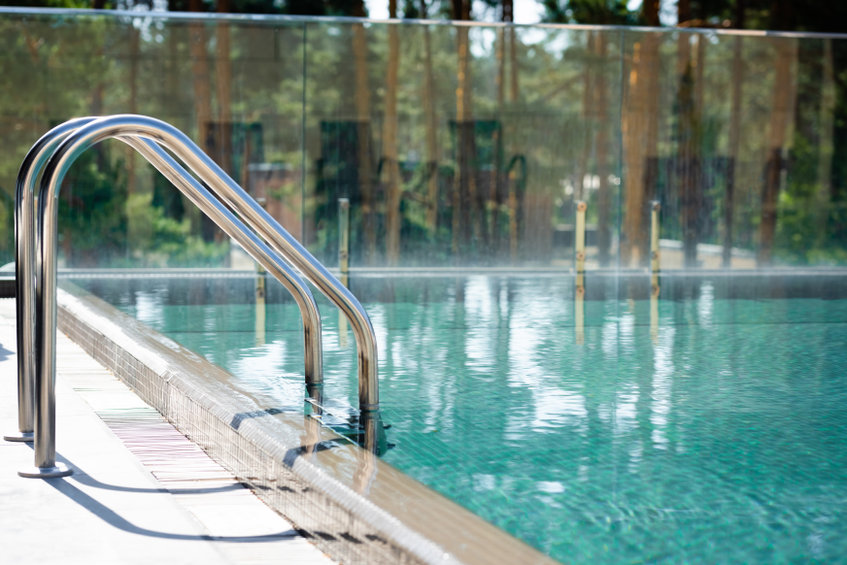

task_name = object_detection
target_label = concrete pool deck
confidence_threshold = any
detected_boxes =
[0,298,335,565]
[1,283,560,565]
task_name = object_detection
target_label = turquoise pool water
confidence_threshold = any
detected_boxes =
[78,275,847,563]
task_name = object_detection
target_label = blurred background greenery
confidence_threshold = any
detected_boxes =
[1,0,845,269]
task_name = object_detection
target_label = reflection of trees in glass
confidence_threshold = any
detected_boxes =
[451,0,479,260]
[383,1,402,265]
[59,148,128,266]
[759,38,795,266]
[2,1,847,268]
[776,37,845,265]
[621,14,660,268]
[543,1,631,268]
[351,0,377,264]
[421,11,440,236]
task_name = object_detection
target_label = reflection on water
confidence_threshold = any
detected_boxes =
[76,274,847,563]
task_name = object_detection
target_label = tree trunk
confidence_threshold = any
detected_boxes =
[213,0,233,251]
[493,0,514,258]
[595,33,612,267]
[677,0,691,25]
[496,28,505,109]
[127,26,140,198]
[678,59,702,268]
[622,31,660,267]
[758,39,795,266]
[351,6,375,264]
[422,13,439,235]
[734,0,746,28]
[724,35,744,267]
[188,0,212,239]
[383,0,402,265]
[493,25,506,258]
[675,26,705,269]
[452,0,477,260]
[215,0,233,175]
[507,2,518,103]
[642,0,659,25]
[126,25,140,260]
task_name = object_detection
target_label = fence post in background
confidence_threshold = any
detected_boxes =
[508,176,518,262]
[338,198,350,347]
[650,200,661,296]
[650,285,659,344]
[339,198,350,286]
[650,200,661,344]
[575,200,586,344]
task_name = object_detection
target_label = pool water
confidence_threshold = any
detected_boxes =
[78,275,847,563]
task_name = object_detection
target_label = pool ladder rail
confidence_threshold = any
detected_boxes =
[7,115,382,478]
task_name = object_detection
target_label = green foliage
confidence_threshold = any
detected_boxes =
[0,0,94,7]
[1,6,846,268]
[126,192,230,267]
[58,149,129,266]
[0,190,12,267]
[56,146,227,268]
[166,0,366,16]
[541,0,635,25]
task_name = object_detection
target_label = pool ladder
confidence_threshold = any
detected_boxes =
[7,115,380,477]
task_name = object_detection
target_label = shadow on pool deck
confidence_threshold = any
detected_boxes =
[0,297,335,565]
[48,466,301,543]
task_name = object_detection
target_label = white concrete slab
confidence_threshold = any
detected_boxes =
[0,298,335,565]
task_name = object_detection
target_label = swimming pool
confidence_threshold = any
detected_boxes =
[75,272,847,563]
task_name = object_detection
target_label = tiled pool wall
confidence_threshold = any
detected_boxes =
[54,282,557,565]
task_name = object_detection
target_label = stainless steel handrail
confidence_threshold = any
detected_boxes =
[8,118,325,443]
[74,115,378,412]
[22,135,325,477]
[20,115,379,475]
[5,117,98,444]
[8,118,332,449]
[121,136,324,392]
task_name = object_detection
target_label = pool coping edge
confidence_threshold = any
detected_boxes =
[55,282,559,565]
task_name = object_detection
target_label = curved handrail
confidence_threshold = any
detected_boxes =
[51,115,379,412]
[120,136,324,391]
[9,119,325,445]
[27,115,379,473]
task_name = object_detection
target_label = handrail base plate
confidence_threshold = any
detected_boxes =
[18,463,72,479]
[4,431,34,443]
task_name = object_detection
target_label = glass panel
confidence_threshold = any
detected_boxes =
[620,29,843,269]
[2,13,843,270]
[0,12,305,268]
[302,21,625,269]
